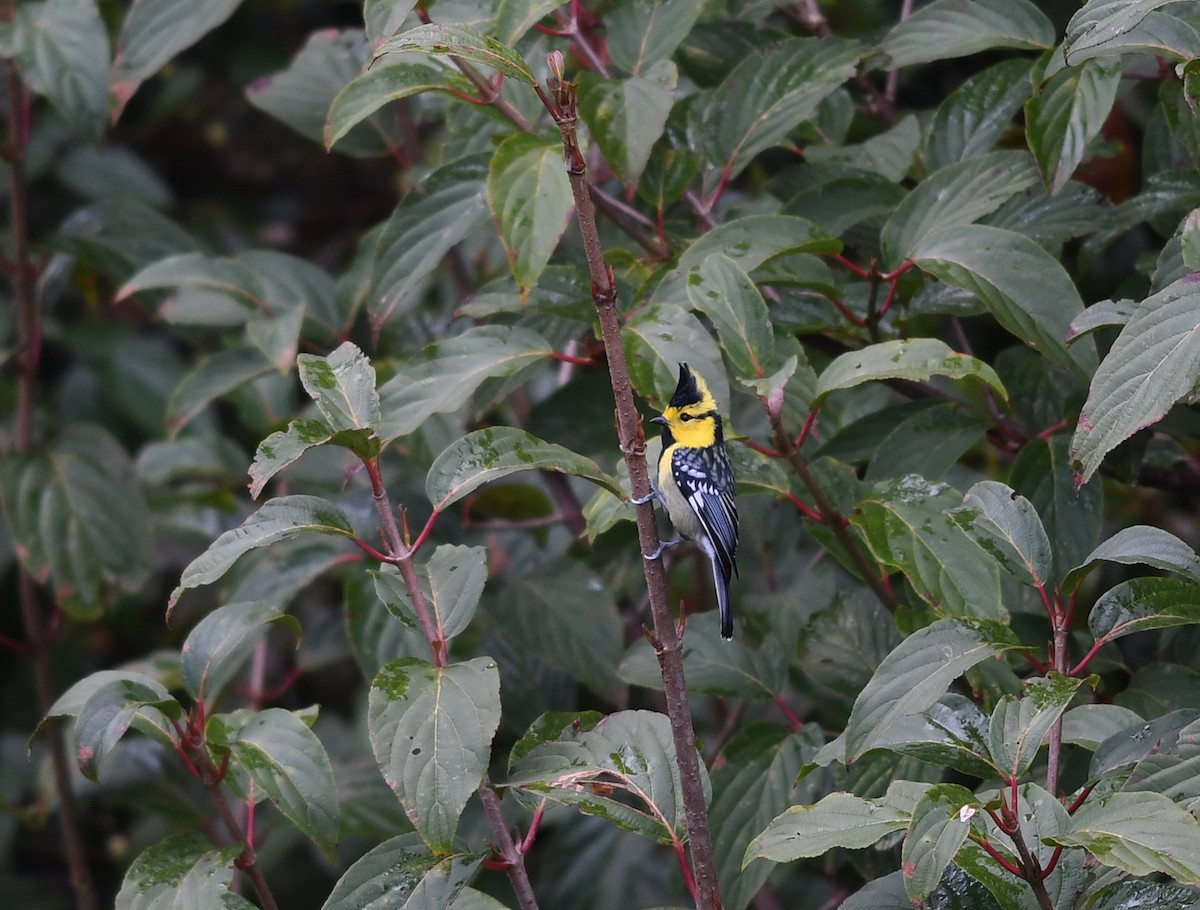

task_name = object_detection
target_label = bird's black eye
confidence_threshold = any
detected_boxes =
[679,412,693,422]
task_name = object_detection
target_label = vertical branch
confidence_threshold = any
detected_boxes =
[3,43,98,910]
[540,55,722,910]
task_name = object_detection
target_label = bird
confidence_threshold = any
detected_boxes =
[633,363,739,639]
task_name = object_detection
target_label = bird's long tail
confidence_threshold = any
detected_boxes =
[706,545,734,640]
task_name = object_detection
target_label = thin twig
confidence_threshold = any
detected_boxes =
[542,55,722,910]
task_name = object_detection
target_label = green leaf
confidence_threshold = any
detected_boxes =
[114,833,241,910]
[1091,710,1199,781]
[247,29,392,157]
[624,303,730,409]
[487,132,574,295]
[988,674,1085,779]
[926,59,1035,172]
[578,62,676,191]
[701,37,861,179]
[298,342,380,434]
[843,618,1018,760]
[805,113,922,183]
[1124,716,1200,802]
[375,22,536,84]
[170,496,356,611]
[426,428,623,511]
[1046,791,1200,882]
[375,544,488,642]
[745,784,915,863]
[879,0,1053,68]
[377,326,553,443]
[606,0,701,75]
[117,253,250,314]
[368,657,501,852]
[499,559,625,693]
[0,425,152,615]
[881,150,1040,267]
[494,0,560,44]
[1063,524,1200,594]
[1064,0,1178,63]
[1088,577,1200,643]
[814,338,1007,406]
[685,254,774,379]
[1011,435,1103,586]
[851,475,1005,621]
[902,784,978,903]
[863,404,988,483]
[1027,57,1121,194]
[56,198,198,282]
[1071,275,1200,483]
[0,0,109,138]
[181,602,300,702]
[1087,880,1200,910]
[1068,298,1136,343]
[953,481,1052,588]
[120,249,334,333]
[165,347,274,435]
[73,676,182,781]
[1065,10,1200,65]
[364,0,417,45]
[872,695,999,779]
[321,832,481,910]
[505,710,703,844]
[710,724,823,909]
[325,58,471,152]
[1062,703,1144,750]
[911,224,1096,380]
[675,214,841,283]
[112,0,243,119]
[250,420,379,499]
[358,156,489,329]
[208,708,339,857]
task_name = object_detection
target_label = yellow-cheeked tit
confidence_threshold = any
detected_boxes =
[634,363,739,639]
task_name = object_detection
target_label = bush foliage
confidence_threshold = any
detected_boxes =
[5,1,1200,909]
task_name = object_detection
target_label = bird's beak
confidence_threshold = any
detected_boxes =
[650,415,667,426]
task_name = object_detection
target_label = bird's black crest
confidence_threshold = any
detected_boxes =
[669,363,703,408]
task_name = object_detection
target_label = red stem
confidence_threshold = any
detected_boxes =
[879,261,913,282]
[832,253,870,279]
[1039,845,1064,879]
[671,830,699,906]
[786,493,825,523]
[408,509,440,555]
[550,350,596,366]
[831,296,868,327]
[878,276,902,318]
[773,695,802,731]
[1067,783,1096,815]
[1070,637,1108,677]
[974,836,1024,877]
[742,438,783,458]
[795,407,820,449]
